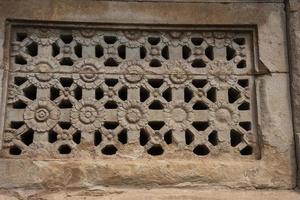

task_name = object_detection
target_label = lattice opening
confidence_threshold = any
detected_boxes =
[94,131,102,146]
[193,145,210,156]
[226,46,236,60]
[102,145,118,155]
[104,122,119,129]
[140,46,147,59]
[207,87,217,102]
[234,38,246,45]
[60,35,73,44]
[148,37,160,45]
[238,79,249,88]
[164,130,172,145]
[208,131,218,146]
[20,129,34,146]
[74,44,82,58]
[26,42,38,56]
[162,88,172,102]
[16,32,27,41]
[184,87,193,102]
[52,43,60,57]
[104,58,118,67]
[240,145,253,155]
[23,85,37,100]
[148,79,164,88]
[14,77,27,86]
[237,60,246,68]
[60,57,73,66]
[48,130,58,143]
[10,121,25,129]
[228,88,240,103]
[13,100,27,109]
[205,46,214,60]
[72,131,81,144]
[140,129,150,146]
[161,46,169,59]
[230,129,242,147]
[239,122,251,131]
[58,144,72,154]
[149,59,161,67]
[192,59,206,68]
[149,100,164,110]
[104,36,117,44]
[193,101,209,110]
[95,45,104,58]
[140,87,150,102]
[118,129,128,144]
[185,130,194,145]
[182,46,191,59]
[192,121,209,131]
[191,37,203,46]
[15,55,27,65]
[192,79,207,88]
[118,45,126,59]
[148,121,165,130]
[238,101,250,110]
[104,101,118,109]
[9,146,22,155]
[147,145,164,156]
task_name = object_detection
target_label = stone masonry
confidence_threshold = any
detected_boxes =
[0,0,299,199]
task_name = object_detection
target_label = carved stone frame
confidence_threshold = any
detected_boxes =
[0,0,296,190]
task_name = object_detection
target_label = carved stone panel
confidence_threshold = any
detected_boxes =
[0,25,258,160]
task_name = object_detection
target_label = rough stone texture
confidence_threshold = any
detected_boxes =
[0,0,298,199]
[287,0,300,186]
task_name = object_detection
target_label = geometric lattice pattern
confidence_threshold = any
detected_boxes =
[2,26,257,158]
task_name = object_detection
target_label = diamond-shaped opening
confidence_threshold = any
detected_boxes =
[162,88,172,102]
[13,100,27,109]
[237,60,246,68]
[104,58,118,67]
[94,130,102,146]
[48,130,57,143]
[104,122,119,130]
[240,145,253,155]
[205,46,214,60]
[140,129,150,146]
[192,121,209,131]
[15,55,27,65]
[60,57,73,66]
[95,87,104,100]
[226,46,236,60]
[9,145,22,155]
[72,131,81,144]
[118,129,128,144]
[148,37,160,45]
[192,59,206,68]
[10,121,25,129]
[148,79,163,88]
[104,36,117,44]
[228,88,241,103]
[193,101,208,110]
[16,32,27,42]
[230,129,242,147]
[58,99,73,108]
[149,100,164,110]
[193,144,210,156]
[140,87,150,102]
[21,129,34,146]
[185,130,194,145]
[58,144,72,154]
[118,45,126,59]
[74,44,82,58]
[59,122,72,129]
[23,85,37,100]
[60,77,73,87]
[207,87,217,102]
[192,79,207,88]
[239,122,251,131]
[164,130,172,145]
[60,34,73,44]
[95,45,104,58]
[52,43,60,57]
[184,87,193,103]
[149,59,161,67]
[26,42,38,56]
[147,144,164,156]
[182,45,191,59]
[238,101,250,110]
[14,77,27,86]
[208,131,218,146]
[104,101,118,109]
[102,145,117,155]
[237,79,249,88]
[118,87,128,101]
[162,46,169,60]
[148,121,165,130]
[105,79,118,86]
[191,37,203,45]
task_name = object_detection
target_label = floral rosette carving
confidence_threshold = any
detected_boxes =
[28,28,59,46]
[203,32,235,48]
[73,29,103,46]
[26,57,60,88]
[209,102,239,131]
[2,129,17,148]
[119,30,146,48]
[71,98,103,133]
[73,58,103,89]
[166,60,192,88]
[120,60,146,88]
[207,60,237,89]
[162,31,191,47]
[24,98,60,132]
[118,101,148,130]
[165,102,193,131]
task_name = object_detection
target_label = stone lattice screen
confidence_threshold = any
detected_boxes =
[0,24,258,159]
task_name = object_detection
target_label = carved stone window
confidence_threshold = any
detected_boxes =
[2,25,258,159]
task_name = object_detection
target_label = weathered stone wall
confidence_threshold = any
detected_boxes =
[0,0,299,199]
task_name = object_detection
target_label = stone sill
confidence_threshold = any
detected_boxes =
[0,188,299,200]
